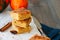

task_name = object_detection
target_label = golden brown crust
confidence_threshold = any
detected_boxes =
[30,35,50,40]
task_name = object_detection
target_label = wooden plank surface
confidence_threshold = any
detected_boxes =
[28,0,60,29]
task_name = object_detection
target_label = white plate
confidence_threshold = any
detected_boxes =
[0,11,41,40]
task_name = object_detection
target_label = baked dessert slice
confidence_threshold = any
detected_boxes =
[12,25,32,34]
[30,34,50,40]
[10,8,31,20]
[12,17,31,28]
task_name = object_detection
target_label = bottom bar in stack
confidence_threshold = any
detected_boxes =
[12,24,32,34]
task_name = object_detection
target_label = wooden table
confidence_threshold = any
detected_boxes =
[28,0,60,29]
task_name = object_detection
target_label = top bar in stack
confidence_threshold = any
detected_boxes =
[10,8,31,20]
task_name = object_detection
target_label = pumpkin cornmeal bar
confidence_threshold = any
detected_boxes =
[30,34,51,40]
[12,25,31,34]
[12,17,31,28]
[10,8,31,20]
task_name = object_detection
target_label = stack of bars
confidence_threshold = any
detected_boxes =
[10,8,32,34]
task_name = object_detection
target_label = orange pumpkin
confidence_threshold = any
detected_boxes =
[10,0,28,10]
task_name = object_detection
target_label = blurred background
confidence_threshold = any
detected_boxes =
[28,0,60,29]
